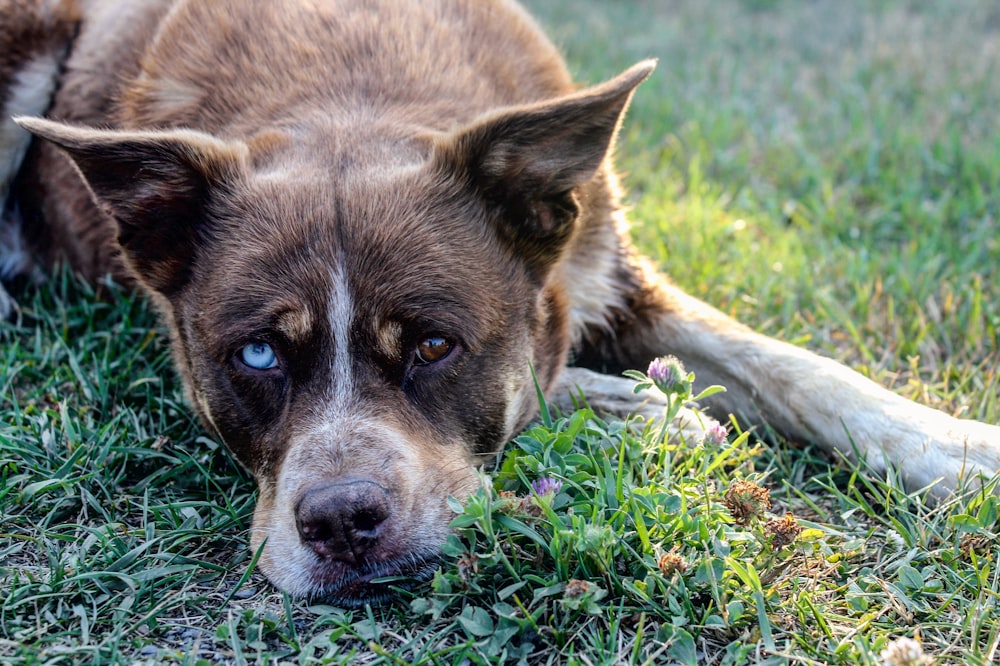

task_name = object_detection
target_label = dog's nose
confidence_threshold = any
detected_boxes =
[295,479,391,563]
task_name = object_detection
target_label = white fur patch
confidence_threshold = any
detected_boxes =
[557,211,631,346]
[550,366,718,444]
[1,52,62,315]
[328,262,355,406]
[1,53,61,199]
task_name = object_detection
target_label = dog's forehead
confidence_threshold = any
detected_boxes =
[199,166,522,342]
[235,162,489,256]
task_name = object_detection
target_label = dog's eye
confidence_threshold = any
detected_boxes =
[415,336,453,365]
[240,342,278,370]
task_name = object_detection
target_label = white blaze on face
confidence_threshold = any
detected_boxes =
[329,262,355,406]
[262,262,358,545]
[251,262,362,595]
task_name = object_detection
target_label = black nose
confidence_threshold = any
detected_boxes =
[295,479,391,563]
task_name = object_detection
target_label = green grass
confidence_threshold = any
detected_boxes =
[3,0,1000,663]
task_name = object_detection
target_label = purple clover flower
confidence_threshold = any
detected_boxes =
[703,422,728,446]
[647,355,691,395]
[531,477,563,496]
[647,356,675,384]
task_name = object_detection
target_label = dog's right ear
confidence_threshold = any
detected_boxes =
[14,117,247,296]
[434,60,655,274]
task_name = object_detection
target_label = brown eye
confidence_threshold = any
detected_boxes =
[415,336,453,365]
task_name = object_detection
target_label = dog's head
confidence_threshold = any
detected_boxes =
[17,61,651,605]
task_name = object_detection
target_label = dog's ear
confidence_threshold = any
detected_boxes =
[14,117,247,296]
[435,60,655,273]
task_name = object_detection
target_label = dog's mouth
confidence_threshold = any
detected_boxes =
[307,552,441,607]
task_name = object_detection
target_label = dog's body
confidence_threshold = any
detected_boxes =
[2,0,998,605]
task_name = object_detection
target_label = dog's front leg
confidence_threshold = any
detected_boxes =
[573,258,1000,499]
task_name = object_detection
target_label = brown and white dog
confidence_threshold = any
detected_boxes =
[2,0,998,606]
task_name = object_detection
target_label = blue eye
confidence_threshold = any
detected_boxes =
[240,342,278,370]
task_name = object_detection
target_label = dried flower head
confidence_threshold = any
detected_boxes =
[723,480,771,526]
[456,553,479,581]
[657,546,688,577]
[494,490,534,518]
[880,636,932,666]
[647,356,691,396]
[765,512,803,549]
[531,477,563,497]
[496,490,520,515]
[520,499,544,518]
[959,533,990,559]
[702,422,728,446]
[564,579,592,599]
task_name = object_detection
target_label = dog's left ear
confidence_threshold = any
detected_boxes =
[14,117,247,296]
[435,60,655,273]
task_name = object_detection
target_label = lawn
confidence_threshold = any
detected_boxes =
[2,0,999,664]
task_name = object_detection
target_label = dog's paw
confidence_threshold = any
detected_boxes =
[618,383,723,445]
[550,366,723,445]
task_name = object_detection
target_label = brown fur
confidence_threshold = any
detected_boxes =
[3,0,999,606]
[0,0,77,93]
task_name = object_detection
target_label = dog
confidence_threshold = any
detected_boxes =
[2,0,998,607]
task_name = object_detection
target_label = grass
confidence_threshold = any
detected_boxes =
[2,0,1000,663]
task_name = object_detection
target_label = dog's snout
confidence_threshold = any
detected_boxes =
[295,479,391,563]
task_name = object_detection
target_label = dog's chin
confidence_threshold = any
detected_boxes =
[305,552,441,608]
